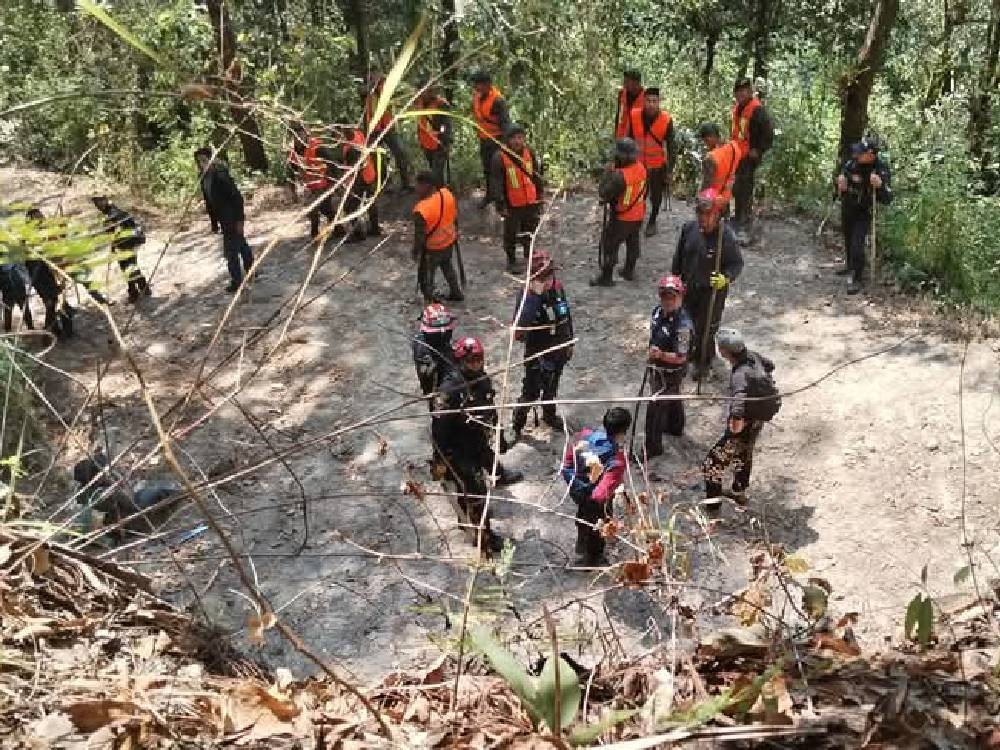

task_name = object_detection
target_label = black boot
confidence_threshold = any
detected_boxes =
[542,409,565,431]
[496,463,524,486]
[847,273,862,295]
[589,271,614,287]
[619,265,635,281]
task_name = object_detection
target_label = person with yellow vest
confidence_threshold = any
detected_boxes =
[591,138,647,287]
[489,124,544,273]
[412,172,463,303]
[341,126,382,242]
[287,122,340,239]
[362,72,412,192]
[470,71,511,205]
[614,69,644,139]
[697,122,742,218]
[628,87,676,237]
[730,79,774,244]
[415,85,453,187]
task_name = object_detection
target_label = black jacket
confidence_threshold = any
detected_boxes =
[432,367,495,465]
[840,156,893,213]
[199,163,245,227]
[671,220,743,291]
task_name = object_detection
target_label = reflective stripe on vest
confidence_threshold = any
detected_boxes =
[616,162,647,221]
[472,86,502,140]
[730,97,762,158]
[417,97,448,151]
[414,188,458,251]
[500,148,538,208]
[616,88,644,139]
[343,130,377,185]
[629,108,671,168]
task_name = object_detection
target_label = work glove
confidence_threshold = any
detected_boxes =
[710,272,728,291]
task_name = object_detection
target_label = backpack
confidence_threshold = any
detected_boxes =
[562,429,617,499]
[743,354,781,421]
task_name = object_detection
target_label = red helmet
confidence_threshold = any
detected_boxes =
[529,249,554,276]
[420,303,457,333]
[657,275,686,294]
[453,336,485,361]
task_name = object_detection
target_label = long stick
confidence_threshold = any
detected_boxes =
[628,365,649,455]
[455,237,467,289]
[696,218,725,395]
[870,189,878,284]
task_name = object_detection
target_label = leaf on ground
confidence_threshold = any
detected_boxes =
[732,585,771,626]
[468,628,537,724]
[621,560,650,587]
[256,684,301,722]
[402,480,426,501]
[813,632,862,657]
[30,712,74,742]
[568,708,638,746]
[647,540,664,564]
[783,555,810,574]
[534,655,581,733]
[599,519,620,540]
[64,700,141,732]
[31,546,51,576]
[802,586,829,619]
[247,610,276,645]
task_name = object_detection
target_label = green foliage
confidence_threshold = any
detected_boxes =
[469,627,580,733]
[905,593,934,646]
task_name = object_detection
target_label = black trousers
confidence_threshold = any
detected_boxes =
[423,148,448,188]
[503,204,541,263]
[646,166,666,225]
[419,245,462,302]
[116,250,150,301]
[842,203,872,276]
[512,357,564,432]
[599,219,642,278]
[733,159,758,230]
[442,453,495,546]
[220,223,254,286]
[479,140,500,184]
[306,189,336,238]
[575,494,610,562]
[645,367,684,454]
[684,285,727,371]
[374,126,411,187]
[703,421,763,496]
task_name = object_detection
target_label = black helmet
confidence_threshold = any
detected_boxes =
[603,407,632,435]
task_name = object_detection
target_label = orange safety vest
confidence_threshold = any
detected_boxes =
[615,161,647,222]
[288,138,331,191]
[343,130,377,185]
[364,87,393,131]
[417,96,449,151]
[414,187,458,251]
[472,86,503,141]
[615,87,644,139]
[708,142,741,203]
[629,108,672,169]
[730,97,762,159]
[499,148,539,208]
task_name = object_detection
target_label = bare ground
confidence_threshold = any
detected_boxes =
[3,164,999,684]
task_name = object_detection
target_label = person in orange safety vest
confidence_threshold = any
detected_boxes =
[470,70,512,206]
[362,72,412,192]
[415,84,453,188]
[412,172,463,303]
[729,78,774,244]
[614,69,644,139]
[489,124,544,273]
[341,126,382,242]
[591,138,647,287]
[627,86,676,237]
[287,122,340,239]
[697,122,742,218]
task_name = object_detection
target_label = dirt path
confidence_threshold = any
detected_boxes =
[4,166,998,682]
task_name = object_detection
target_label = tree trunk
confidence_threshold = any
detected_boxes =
[969,0,1000,163]
[837,0,900,165]
[751,0,771,81]
[702,29,719,82]
[440,0,460,101]
[341,0,370,79]
[133,63,159,150]
[204,0,269,172]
